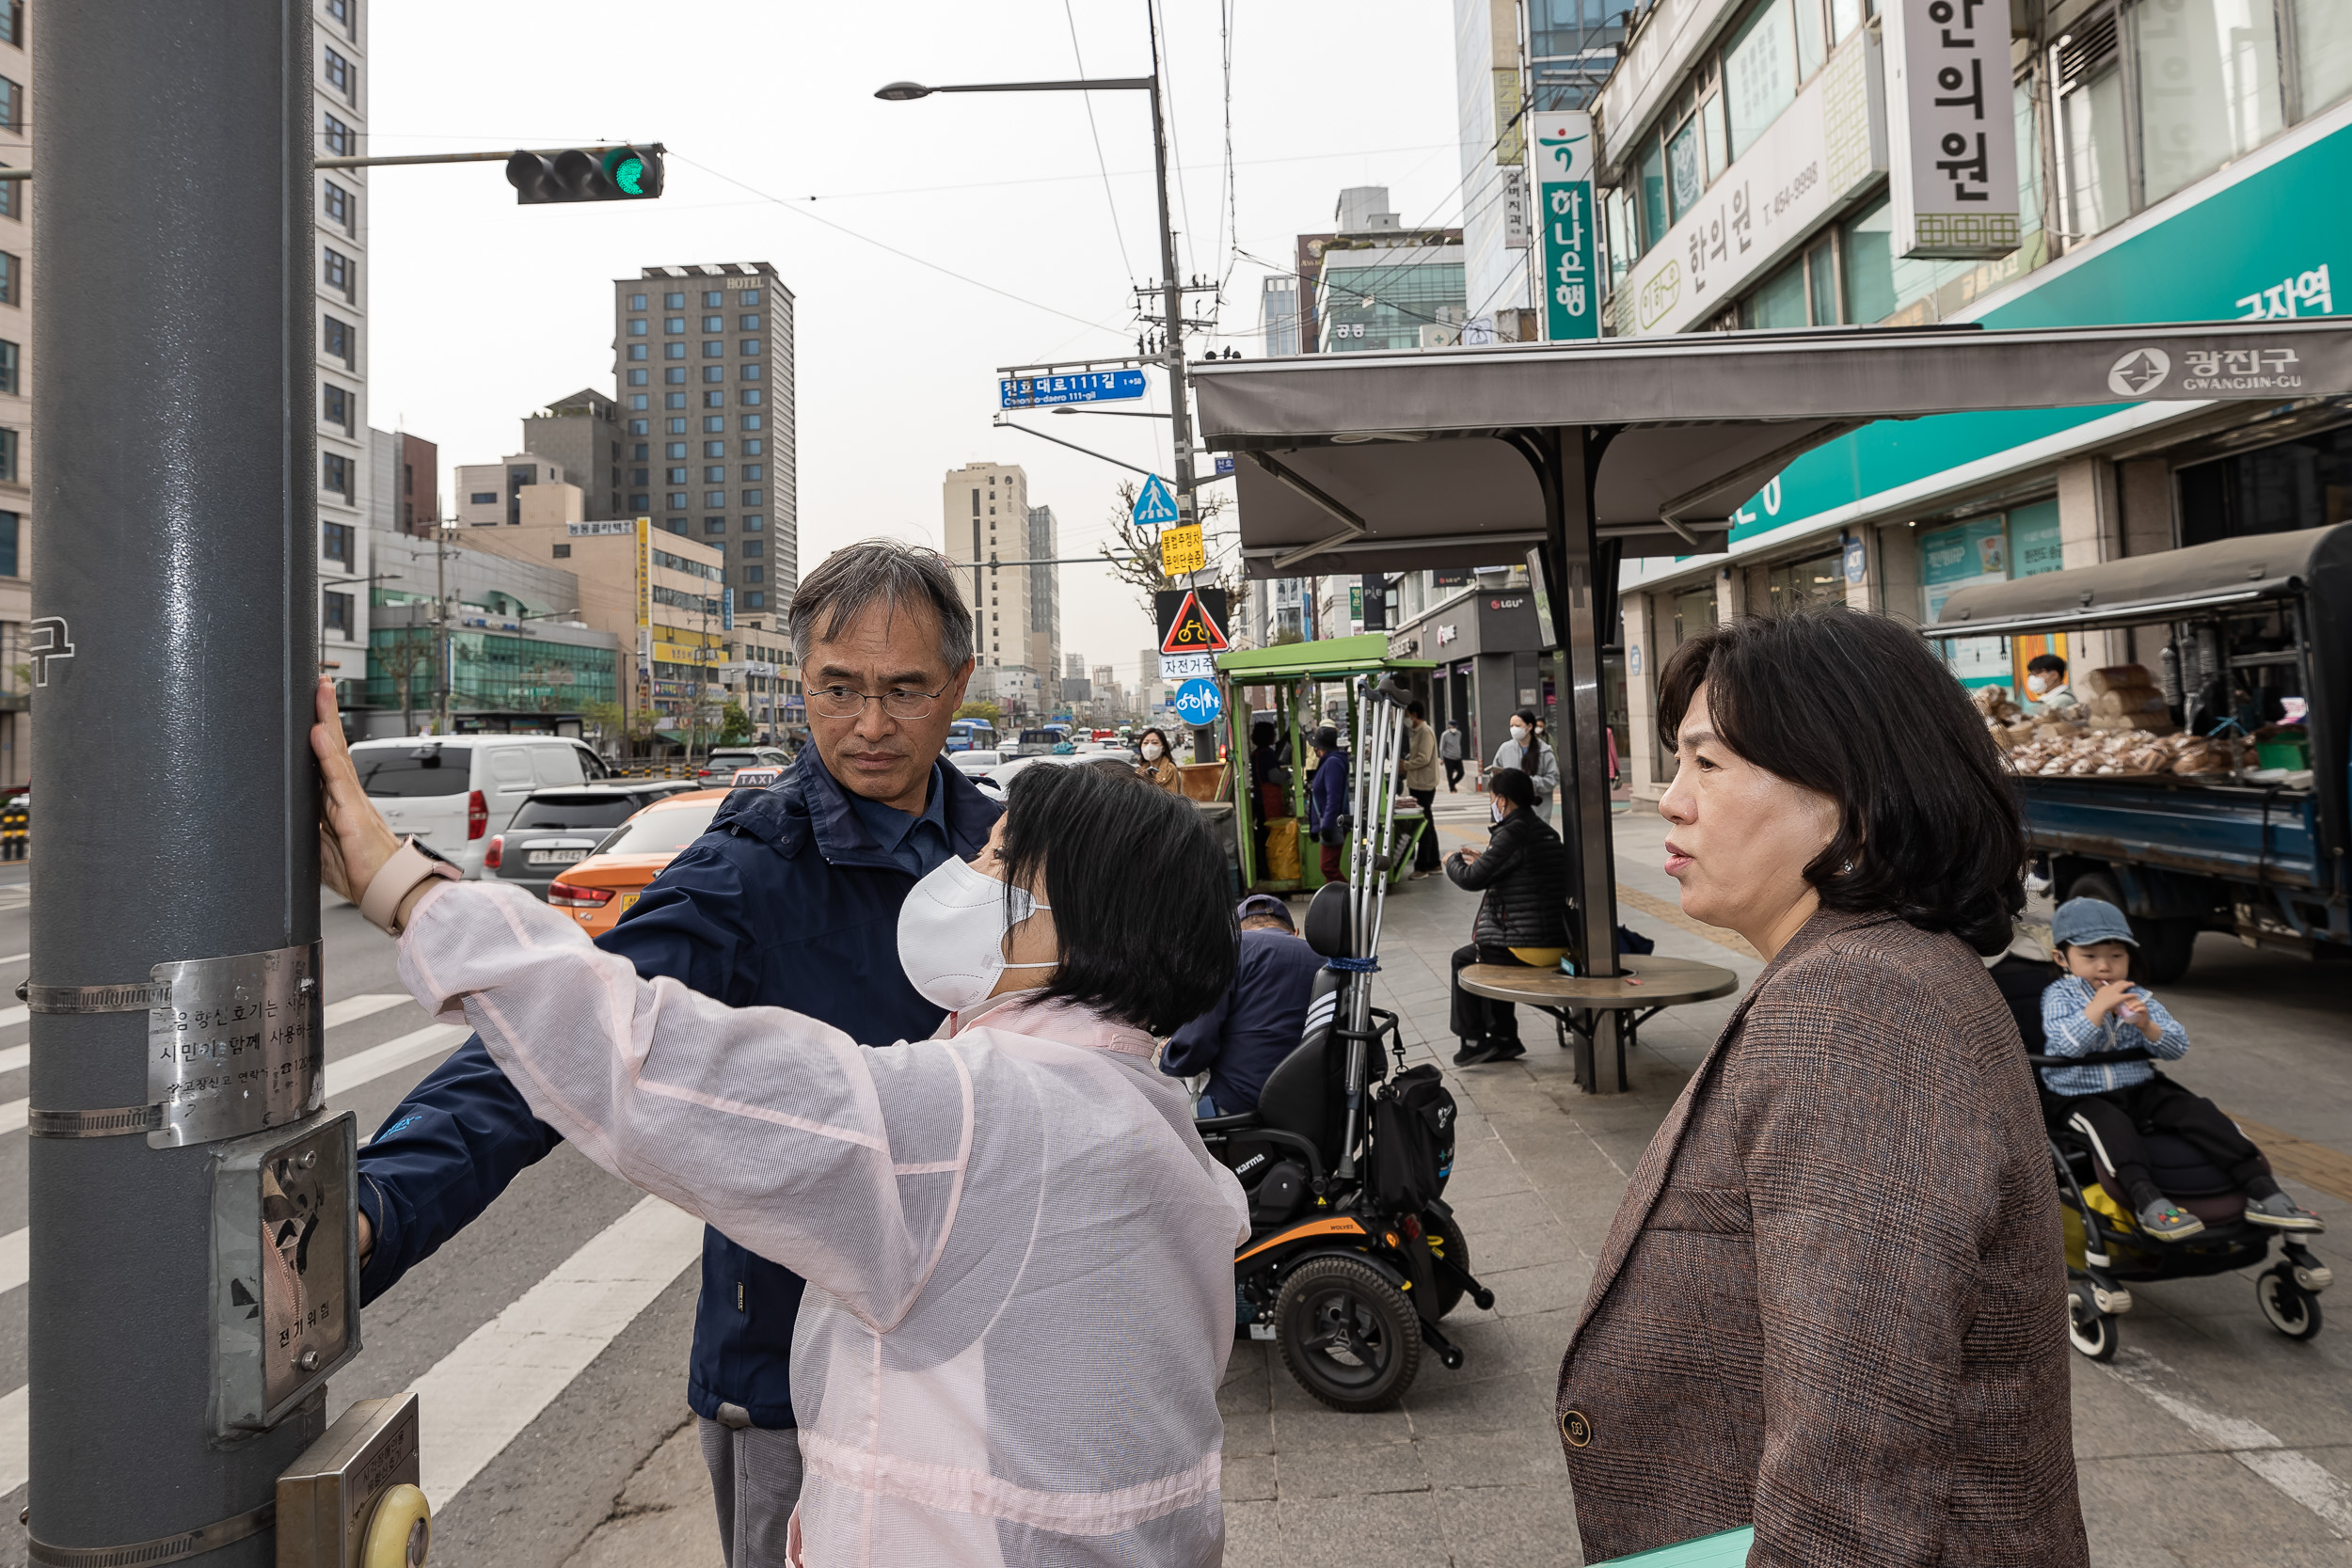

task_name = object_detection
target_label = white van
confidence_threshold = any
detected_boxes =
[348,735,611,878]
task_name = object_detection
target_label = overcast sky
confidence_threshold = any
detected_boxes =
[368,0,1462,690]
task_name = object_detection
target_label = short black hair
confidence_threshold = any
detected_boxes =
[2026,653,2067,676]
[1251,721,1276,746]
[999,760,1235,1032]
[1406,701,1425,718]
[1658,608,2024,953]
[1489,767,1534,808]
[1138,726,1171,752]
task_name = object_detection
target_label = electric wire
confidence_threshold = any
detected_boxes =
[1149,0,1200,286]
[1063,0,1138,285]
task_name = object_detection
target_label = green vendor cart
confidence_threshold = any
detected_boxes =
[1215,634,1438,897]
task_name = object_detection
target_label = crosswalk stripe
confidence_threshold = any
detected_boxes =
[413,1195,705,1508]
[0,954,25,967]
[325,993,412,1029]
[0,1016,477,1495]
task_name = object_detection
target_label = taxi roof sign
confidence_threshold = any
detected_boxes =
[1158,588,1230,656]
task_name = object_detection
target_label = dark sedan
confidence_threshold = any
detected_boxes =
[482,781,702,898]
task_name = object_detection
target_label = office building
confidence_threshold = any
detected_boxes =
[1026,504,1061,694]
[942,463,1056,714]
[369,428,440,537]
[1599,0,2352,799]
[614,262,799,629]
[0,4,29,785]
[1093,665,1120,721]
[1292,190,1468,356]
[313,0,375,724]
[455,453,573,528]
[360,529,618,739]
[1260,277,1300,356]
[523,389,624,520]
[1454,0,1539,337]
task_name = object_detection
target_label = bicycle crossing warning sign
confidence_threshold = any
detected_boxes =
[1132,475,1181,529]
[1156,587,1230,657]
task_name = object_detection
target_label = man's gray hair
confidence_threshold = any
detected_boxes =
[788,539,974,674]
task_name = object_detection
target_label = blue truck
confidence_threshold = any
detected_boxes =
[1930,521,2350,983]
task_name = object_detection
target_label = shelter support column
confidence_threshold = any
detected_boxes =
[1523,425,1628,1094]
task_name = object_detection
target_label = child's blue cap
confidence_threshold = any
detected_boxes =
[2052,896,2137,949]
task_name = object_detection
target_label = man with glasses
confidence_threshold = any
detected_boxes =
[351,541,999,1567]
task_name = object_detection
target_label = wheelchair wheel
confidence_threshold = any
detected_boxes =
[1276,1255,1422,1413]
[2258,1266,2325,1340]
[2067,1285,2119,1362]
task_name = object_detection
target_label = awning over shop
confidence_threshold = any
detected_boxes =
[1192,318,2352,579]
[1925,520,2352,639]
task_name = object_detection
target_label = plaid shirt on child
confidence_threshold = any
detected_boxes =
[2037,974,2190,1096]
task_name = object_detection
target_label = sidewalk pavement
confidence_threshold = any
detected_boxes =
[566,793,2352,1567]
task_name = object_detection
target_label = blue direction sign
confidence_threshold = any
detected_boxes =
[1132,474,1181,528]
[999,369,1149,409]
[1173,678,1223,727]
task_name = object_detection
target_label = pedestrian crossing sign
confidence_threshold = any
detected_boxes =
[1132,474,1181,529]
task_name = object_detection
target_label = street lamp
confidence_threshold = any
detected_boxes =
[876,45,1202,518]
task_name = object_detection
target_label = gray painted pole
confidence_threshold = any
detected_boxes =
[30,2,319,1560]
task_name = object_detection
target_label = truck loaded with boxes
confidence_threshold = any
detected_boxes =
[1927,524,2350,983]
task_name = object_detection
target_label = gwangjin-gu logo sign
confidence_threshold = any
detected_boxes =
[2106,348,2170,397]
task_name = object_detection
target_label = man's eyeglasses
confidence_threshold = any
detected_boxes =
[808,683,949,721]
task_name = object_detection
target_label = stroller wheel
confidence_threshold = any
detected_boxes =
[2258,1266,2326,1340]
[2066,1285,2119,1362]
[1275,1255,1422,1413]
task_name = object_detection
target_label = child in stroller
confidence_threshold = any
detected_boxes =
[2039,896,2321,1240]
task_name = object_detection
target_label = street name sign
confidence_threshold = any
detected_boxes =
[999,369,1149,409]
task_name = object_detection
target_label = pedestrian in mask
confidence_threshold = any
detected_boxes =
[1136,725,1183,793]
[1486,708,1559,825]
[317,685,1249,1567]
[2025,652,2077,712]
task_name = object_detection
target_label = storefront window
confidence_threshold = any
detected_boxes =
[1919,502,2066,691]
[1668,117,1704,221]
[2133,0,2283,207]
[1765,551,1842,615]
[2062,64,2130,236]
[1639,138,1669,251]
[1844,199,1895,324]
[1742,257,1810,327]
[2293,0,2352,113]
[1725,0,1795,160]
[2177,420,2352,545]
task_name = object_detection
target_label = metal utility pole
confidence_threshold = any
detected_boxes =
[32,4,339,1563]
[436,519,453,736]
[1142,12,1196,529]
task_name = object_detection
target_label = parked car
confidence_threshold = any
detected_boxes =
[349,734,612,878]
[546,787,732,937]
[970,750,1138,801]
[695,747,792,787]
[946,749,1003,785]
[483,780,702,899]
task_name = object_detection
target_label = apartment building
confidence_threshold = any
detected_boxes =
[314,0,374,712]
[455,453,573,529]
[0,2,27,786]
[613,262,798,632]
[942,463,1059,712]
[1596,0,2352,796]
[523,388,624,520]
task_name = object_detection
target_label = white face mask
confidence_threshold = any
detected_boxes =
[897,854,1055,1013]
[1509,724,1530,744]
[1491,799,1507,823]
[1141,742,1164,760]
[2026,673,2054,696]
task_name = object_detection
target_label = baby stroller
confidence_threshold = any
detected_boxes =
[1196,887,1494,1413]
[1988,954,2332,1361]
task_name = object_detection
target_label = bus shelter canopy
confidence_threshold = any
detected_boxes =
[1191,318,2352,579]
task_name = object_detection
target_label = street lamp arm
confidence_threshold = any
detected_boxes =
[875,77,1153,100]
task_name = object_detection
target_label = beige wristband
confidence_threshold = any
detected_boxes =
[358,837,461,936]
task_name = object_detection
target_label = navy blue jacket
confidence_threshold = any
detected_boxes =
[1159,926,1326,1114]
[1308,749,1349,836]
[356,749,1002,1431]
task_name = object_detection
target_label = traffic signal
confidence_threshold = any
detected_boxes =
[505,146,665,204]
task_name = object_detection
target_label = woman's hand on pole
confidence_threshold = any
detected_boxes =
[310,675,403,906]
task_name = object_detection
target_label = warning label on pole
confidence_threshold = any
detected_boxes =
[1158,523,1206,577]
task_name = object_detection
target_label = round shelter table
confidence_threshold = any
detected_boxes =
[1459,954,1741,1093]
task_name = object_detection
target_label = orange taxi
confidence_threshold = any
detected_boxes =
[547,786,732,937]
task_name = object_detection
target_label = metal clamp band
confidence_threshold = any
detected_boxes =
[27,1104,162,1139]
[16,981,172,1014]
[28,1501,275,1566]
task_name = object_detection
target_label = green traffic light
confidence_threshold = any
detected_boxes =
[613,155,645,196]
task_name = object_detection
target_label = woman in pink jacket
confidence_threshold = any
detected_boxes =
[313,681,1249,1567]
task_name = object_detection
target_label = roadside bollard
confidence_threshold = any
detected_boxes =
[0,800,24,861]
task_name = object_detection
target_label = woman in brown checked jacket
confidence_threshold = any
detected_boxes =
[1555,610,2088,1567]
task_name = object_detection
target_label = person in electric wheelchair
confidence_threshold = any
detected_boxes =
[2038,895,2321,1240]
[1191,880,1492,1415]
